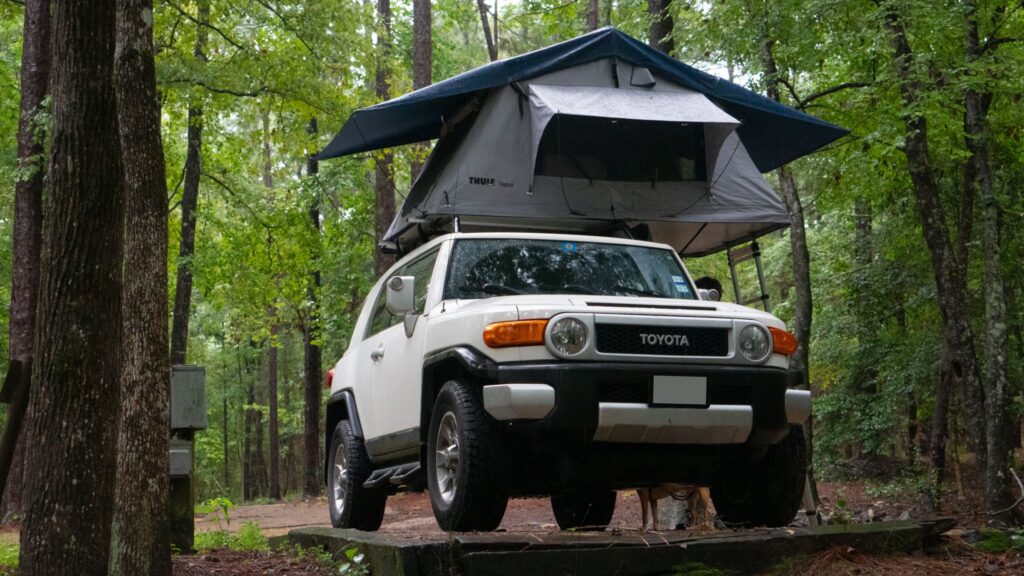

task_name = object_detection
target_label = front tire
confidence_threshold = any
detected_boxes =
[427,380,509,531]
[328,420,387,530]
[551,490,617,530]
[710,425,806,527]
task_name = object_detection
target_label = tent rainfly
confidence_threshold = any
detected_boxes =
[318,28,848,256]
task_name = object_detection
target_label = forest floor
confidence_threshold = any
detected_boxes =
[174,477,1024,575]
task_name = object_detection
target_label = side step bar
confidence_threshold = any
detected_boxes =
[363,462,422,489]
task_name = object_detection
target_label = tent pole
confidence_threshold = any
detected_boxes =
[752,240,771,313]
[727,246,742,305]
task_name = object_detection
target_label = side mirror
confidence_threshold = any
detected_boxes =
[386,276,415,316]
[698,288,721,302]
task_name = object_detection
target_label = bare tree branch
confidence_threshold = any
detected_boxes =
[164,0,247,51]
[778,77,871,110]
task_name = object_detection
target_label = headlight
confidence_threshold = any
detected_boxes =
[738,325,770,362]
[550,318,588,355]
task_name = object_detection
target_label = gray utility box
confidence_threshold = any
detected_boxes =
[169,438,192,477]
[171,365,207,431]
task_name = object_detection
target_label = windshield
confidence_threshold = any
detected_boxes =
[443,238,695,300]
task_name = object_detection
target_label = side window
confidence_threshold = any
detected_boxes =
[364,249,440,339]
[365,286,396,338]
[404,250,440,315]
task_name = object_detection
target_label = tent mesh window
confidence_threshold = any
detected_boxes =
[534,115,707,183]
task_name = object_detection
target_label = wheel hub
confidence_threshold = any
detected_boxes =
[332,442,349,516]
[434,411,460,505]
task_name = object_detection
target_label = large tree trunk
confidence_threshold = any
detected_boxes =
[170,0,209,366]
[880,3,987,467]
[303,123,323,499]
[374,0,396,276]
[109,0,171,572]
[476,0,498,62]
[0,0,50,523]
[963,0,1014,523]
[587,0,600,31]
[18,0,123,571]
[758,27,821,512]
[647,0,673,54]
[410,0,432,181]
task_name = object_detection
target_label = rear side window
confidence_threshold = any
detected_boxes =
[364,249,440,339]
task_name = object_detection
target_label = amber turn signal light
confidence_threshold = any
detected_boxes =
[483,319,549,348]
[769,327,798,356]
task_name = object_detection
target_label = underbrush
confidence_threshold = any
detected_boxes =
[193,521,268,552]
[0,541,17,572]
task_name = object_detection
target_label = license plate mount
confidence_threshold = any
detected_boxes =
[651,375,707,407]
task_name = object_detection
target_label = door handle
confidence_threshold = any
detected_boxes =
[370,345,385,362]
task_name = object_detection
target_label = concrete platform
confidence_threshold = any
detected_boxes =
[288,518,955,576]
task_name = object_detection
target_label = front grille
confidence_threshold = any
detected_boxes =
[594,324,729,356]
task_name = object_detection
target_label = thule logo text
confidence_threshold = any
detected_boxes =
[638,333,690,347]
[468,176,495,186]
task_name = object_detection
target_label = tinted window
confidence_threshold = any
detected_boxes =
[444,239,694,300]
[535,115,706,182]
[365,249,439,339]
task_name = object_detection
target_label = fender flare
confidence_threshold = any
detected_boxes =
[324,389,364,485]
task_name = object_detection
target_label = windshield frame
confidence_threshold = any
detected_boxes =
[441,236,697,301]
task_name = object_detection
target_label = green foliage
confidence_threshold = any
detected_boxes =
[194,521,269,552]
[975,528,1024,554]
[338,545,370,576]
[0,541,18,571]
[197,496,236,530]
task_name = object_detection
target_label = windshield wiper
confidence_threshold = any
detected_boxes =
[539,283,596,294]
[613,284,664,298]
[461,283,523,296]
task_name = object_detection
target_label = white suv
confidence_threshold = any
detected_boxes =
[325,232,811,531]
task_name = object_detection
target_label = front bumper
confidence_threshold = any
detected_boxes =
[488,361,804,446]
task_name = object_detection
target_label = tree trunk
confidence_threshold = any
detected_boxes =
[963,0,1014,523]
[647,0,673,54]
[759,25,820,511]
[374,0,396,276]
[0,0,50,523]
[587,0,600,31]
[109,0,171,572]
[170,0,209,366]
[261,110,281,501]
[303,123,323,499]
[19,0,123,571]
[411,0,432,181]
[880,2,988,467]
[476,0,498,61]
[930,351,951,507]
[268,320,280,500]
[223,393,229,490]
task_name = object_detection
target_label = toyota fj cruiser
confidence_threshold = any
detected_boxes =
[324,232,811,532]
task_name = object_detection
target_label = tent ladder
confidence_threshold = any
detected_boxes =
[727,240,771,313]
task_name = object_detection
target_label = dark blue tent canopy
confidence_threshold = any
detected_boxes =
[317,27,848,172]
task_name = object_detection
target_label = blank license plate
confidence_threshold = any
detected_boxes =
[652,375,707,406]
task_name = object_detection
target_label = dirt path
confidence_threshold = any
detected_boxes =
[197,491,651,538]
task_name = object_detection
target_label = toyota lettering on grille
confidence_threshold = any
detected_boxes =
[638,333,690,347]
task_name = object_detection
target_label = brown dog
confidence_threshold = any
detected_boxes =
[636,484,712,530]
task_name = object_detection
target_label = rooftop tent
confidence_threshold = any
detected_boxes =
[316,27,847,172]
[382,59,791,255]
[319,28,848,255]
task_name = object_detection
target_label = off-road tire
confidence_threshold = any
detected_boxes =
[328,420,388,530]
[427,380,509,531]
[550,490,617,530]
[710,425,806,528]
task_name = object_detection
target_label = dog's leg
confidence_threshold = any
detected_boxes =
[638,489,651,530]
[650,495,659,530]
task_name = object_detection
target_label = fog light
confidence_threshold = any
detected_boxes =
[739,325,770,362]
[550,318,588,356]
